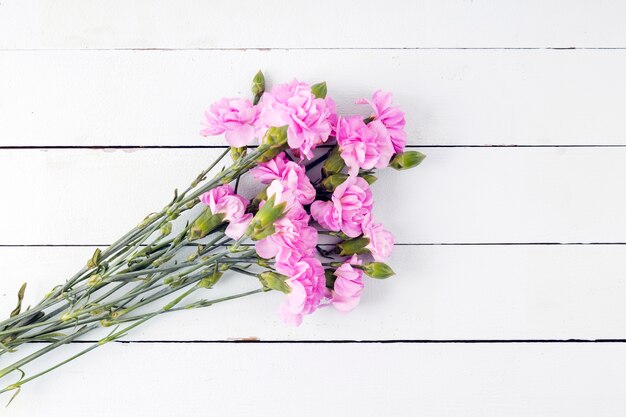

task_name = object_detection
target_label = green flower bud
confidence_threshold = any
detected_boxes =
[87,248,102,269]
[311,81,327,99]
[230,146,247,162]
[186,198,199,209]
[390,151,426,170]
[87,274,103,287]
[189,209,226,241]
[200,270,224,289]
[321,173,349,192]
[362,262,395,279]
[322,146,346,176]
[338,237,371,257]
[247,194,287,240]
[259,271,291,294]
[160,222,172,236]
[252,70,265,105]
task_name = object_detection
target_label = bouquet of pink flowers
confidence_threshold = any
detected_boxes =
[0,72,423,401]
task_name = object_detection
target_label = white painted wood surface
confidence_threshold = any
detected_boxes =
[1,1,626,415]
[3,49,626,146]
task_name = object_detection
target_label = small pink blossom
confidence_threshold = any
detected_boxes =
[357,90,407,153]
[255,202,317,271]
[251,153,316,205]
[199,185,253,239]
[279,257,327,326]
[336,116,394,175]
[201,98,259,147]
[310,200,341,231]
[311,176,373,238]
[259,79,335,159]
[331,255,364,312]
[362,215,395,262]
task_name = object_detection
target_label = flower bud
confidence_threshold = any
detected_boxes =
[246,194,287,240]
[259,271,291,294]
[252,70,265,105]
[258,126,289,163]
[186,198,199,209]
[160,222,172,236]
[87,274,103,287]
[390,151,426,170]
[311,81,327,99]
[322,146,346,176]
[321,173,349,192]
[189,209,226,241]
[87,248,102,269]
[199,270,223,289]
[362,262,395,279]
[230,146,247,162]
[338,237,371,257]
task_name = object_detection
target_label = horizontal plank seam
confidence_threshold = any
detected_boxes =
[24,339,626,344]
[2,47,626,52]
[1,144,626,150]
[2,242,626,247]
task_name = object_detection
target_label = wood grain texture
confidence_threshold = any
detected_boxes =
[4,342,626,417]
[1,245,626,341]
[0,147,624,245]
[1,0,626,49]
[2,49,626,146]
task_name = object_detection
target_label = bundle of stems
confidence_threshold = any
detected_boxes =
[0,142,281,402]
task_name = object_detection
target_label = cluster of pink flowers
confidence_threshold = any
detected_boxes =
[200,74,417,326]
[202,79,335,159]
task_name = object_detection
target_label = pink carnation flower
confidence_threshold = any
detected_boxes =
[311,176,373,238]
[255,202,318,271]
[251,153,316,205]
[279,257,327,326]
[331,255,364,312]
[199,185,253,239]
[200,98,259,148]
[336,116,394,175]
[357,90,407,153]
[259,79,335,159]
[362,215,395,262]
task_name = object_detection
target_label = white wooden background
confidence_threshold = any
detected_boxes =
[2,1,626,415]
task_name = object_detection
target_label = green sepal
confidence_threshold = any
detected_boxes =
[338,237,371,257]
[189,209,226,241]
[321,174,349,192]
[9,283,27,318]
[311,81,328,99]
[322,146,346,177]
[258,126,289,163]
[199,270,224,289]
[247,194,287,240]
[259,271,291,294]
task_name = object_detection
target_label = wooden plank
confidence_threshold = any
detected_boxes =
[4,342,626,416]
[2,245,626,340]
[1,0,626,49]
[0,147,625,245]
[2,49,626,146]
